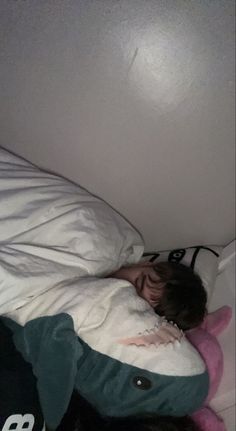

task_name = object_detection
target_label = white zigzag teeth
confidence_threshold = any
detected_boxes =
[117,318,184,347]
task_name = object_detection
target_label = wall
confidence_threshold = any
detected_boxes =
[0,0,235,250]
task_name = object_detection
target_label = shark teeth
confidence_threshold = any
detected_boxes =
[118,319,184,347]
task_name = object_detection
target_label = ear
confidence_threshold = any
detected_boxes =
[10,313,83,430]
[118,321,183,347]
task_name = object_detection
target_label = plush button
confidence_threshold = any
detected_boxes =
[133,376,152,390]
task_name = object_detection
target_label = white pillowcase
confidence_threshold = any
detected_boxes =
[142,245,222,299]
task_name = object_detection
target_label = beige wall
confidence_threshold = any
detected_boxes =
[0,0,235,250]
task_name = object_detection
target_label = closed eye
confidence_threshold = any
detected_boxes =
[137,274,146,292]
[147,274,160,287]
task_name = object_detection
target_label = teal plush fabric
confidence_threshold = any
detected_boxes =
[76,338,209,418]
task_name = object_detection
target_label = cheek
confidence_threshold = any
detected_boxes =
[141,286,152,302]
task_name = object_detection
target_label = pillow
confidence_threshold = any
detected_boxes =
[0,147,143,268]
[142,245,222,299]
[0,147,143,313]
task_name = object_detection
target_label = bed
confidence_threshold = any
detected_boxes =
[0,146,235,430]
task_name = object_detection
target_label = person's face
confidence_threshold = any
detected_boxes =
[111,262,165,307]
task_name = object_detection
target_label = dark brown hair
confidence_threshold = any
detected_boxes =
[153,262,207,330]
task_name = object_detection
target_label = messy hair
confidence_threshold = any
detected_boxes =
[153,262,207,330]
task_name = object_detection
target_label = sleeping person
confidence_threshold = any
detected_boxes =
[109,261,207,330]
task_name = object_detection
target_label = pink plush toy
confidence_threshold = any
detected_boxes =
[186,306,232,431]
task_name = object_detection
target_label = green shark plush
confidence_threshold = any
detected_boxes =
[5,277,209,430]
